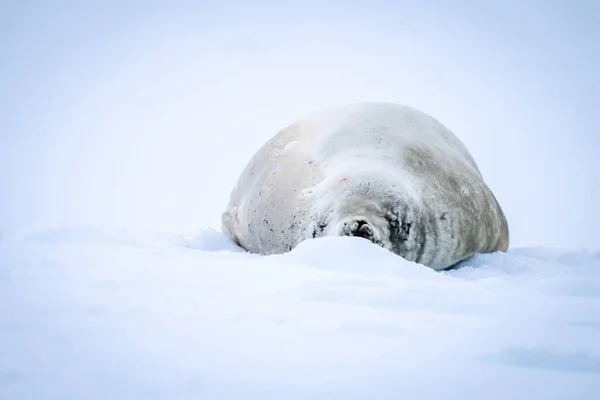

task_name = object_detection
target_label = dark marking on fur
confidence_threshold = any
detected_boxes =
[415,219,427,264]
[311,220,327,238]
[401,221,412,237]
[385,207,404,252]
[310,211,330,239]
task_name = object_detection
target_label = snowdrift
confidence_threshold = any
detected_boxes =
[1,226,599,399]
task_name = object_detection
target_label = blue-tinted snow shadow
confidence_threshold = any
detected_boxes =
[483,347,600,375]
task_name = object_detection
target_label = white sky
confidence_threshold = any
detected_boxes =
[1,0,599,250]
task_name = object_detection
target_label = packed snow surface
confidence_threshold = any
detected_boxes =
[1,226,600,399]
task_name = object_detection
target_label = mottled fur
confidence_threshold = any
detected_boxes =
[222,102,509,270]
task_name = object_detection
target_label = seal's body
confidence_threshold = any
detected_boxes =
[222,102,509,270]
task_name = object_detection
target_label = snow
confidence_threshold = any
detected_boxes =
[2,226,599,399]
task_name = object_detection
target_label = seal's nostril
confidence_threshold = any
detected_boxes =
[357,223,372,237]
[341,220,373,239]
[353,220,372,238]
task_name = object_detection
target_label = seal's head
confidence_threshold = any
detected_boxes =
[306,170,427,265]
[327,198,392,249]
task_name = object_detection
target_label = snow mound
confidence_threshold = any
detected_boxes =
[280,236,440,279]
[183,227,246,253]
[1,226,599,399]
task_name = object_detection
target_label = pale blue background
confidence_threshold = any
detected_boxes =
[1,0,599,250]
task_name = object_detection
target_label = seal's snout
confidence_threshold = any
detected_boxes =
[355,221,373,238]
[342,219,374,240]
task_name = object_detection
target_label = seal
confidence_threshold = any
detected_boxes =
[221,102,509,270]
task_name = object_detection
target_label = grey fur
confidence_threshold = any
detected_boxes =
[221,102,509,270]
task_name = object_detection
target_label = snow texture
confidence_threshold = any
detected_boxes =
[1,226,600,399]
